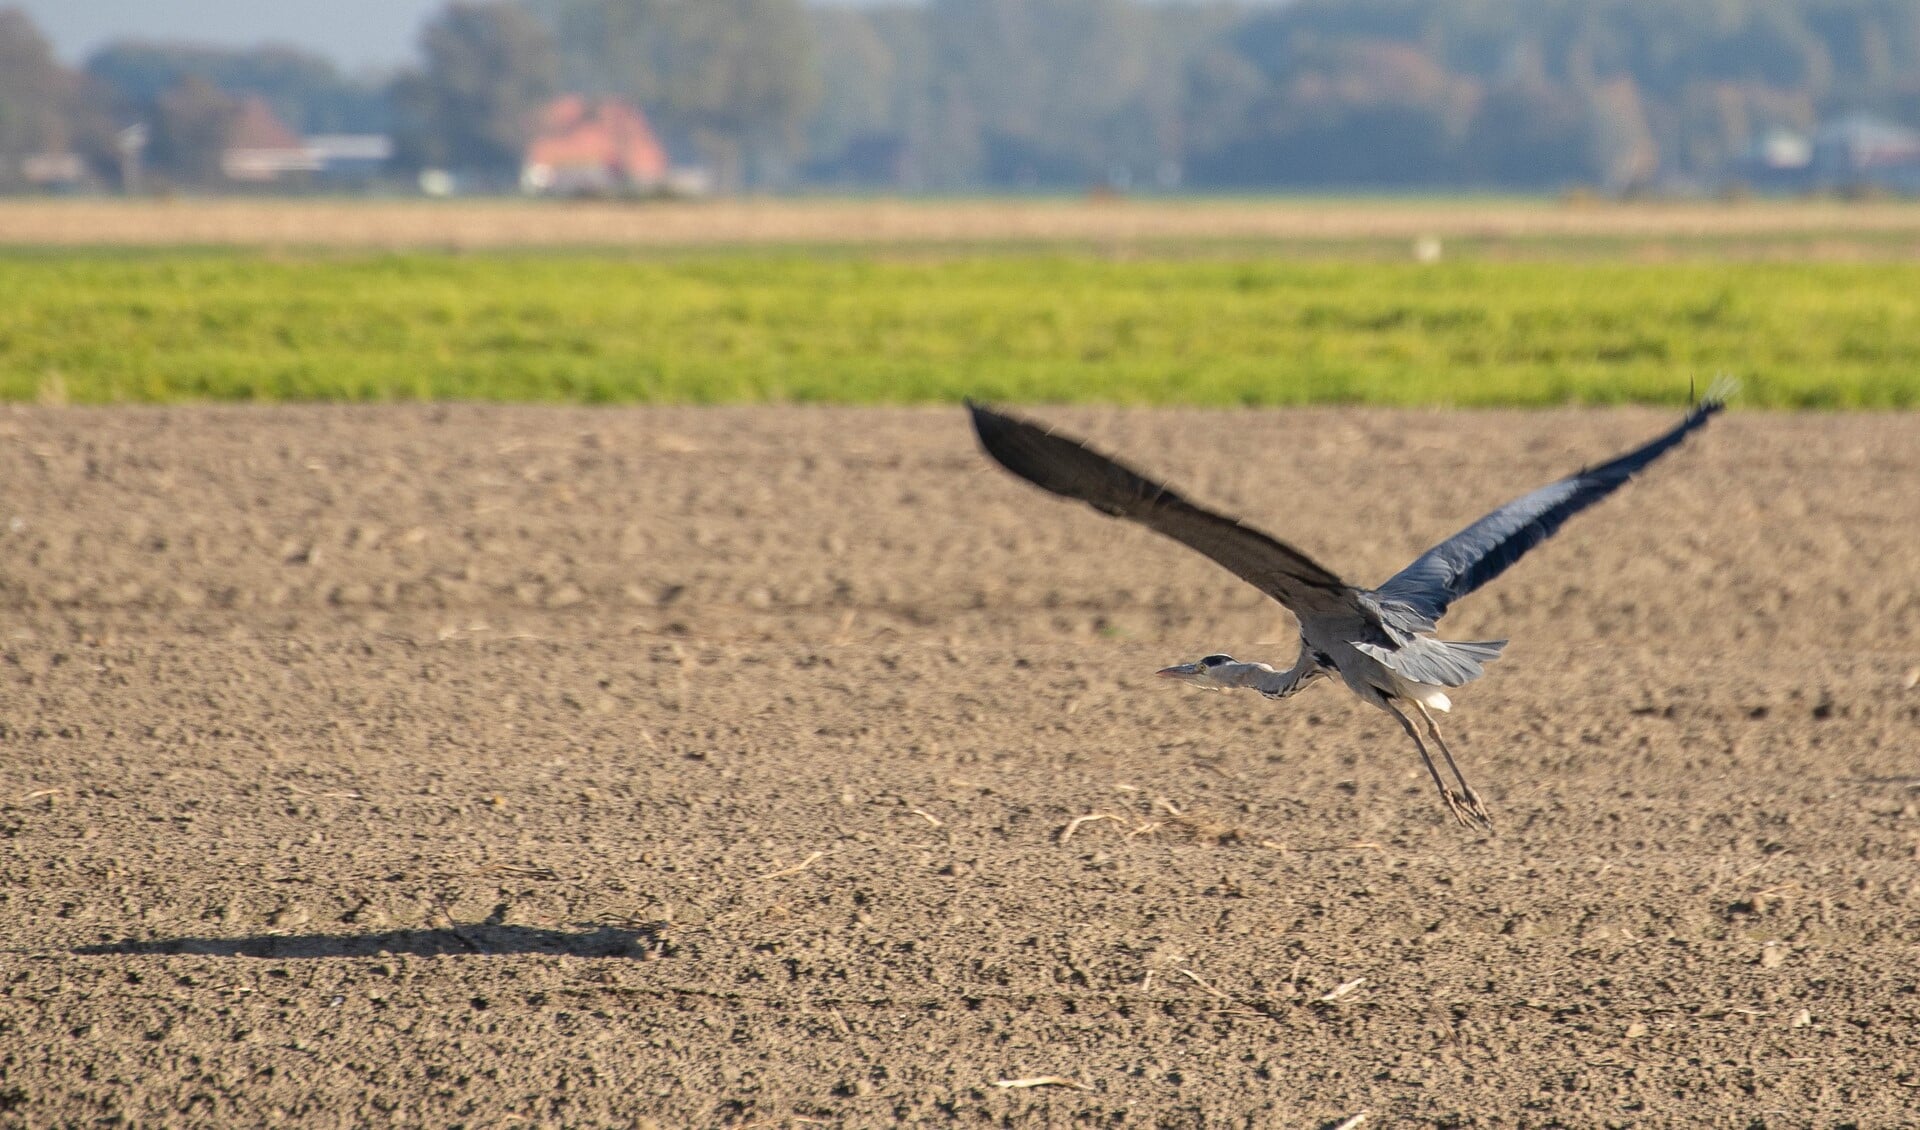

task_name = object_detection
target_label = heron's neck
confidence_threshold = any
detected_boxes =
[1216,651,1321,698]
[1209,661,1275,690]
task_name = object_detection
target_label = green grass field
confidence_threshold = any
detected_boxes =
[4,251,1917,407]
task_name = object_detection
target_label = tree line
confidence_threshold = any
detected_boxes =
[2,0,1918,193]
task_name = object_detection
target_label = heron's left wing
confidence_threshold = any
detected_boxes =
[968,402,1356,619]
[1373,390,1727,628]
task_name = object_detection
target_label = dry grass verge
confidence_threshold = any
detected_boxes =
[9,196,1920,252]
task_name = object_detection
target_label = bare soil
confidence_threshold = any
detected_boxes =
[1,404,1916,1128]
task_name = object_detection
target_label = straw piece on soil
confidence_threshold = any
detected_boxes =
[1059,813,1121,844]
[759,851,824,879]
[994,1076,1092,1092]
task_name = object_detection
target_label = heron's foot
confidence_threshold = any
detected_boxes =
[1441,788,1496,835]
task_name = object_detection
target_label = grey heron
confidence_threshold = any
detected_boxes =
[966,393,1727,832]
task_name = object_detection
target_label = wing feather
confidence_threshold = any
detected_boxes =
[1373,393,1727,626]
[967,403,1355,618]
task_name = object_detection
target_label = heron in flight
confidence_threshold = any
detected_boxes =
[967,392,1727,832]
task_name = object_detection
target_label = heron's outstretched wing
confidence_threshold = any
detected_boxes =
[968,402,1355,618]
[1373,392,1727,628]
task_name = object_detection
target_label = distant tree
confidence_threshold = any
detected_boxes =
[1180,43,1269,162]
[85,42,389,136]
[1183,0,1920,187]
[1587,75,1659,190]
[1128,5,1249,189]
[391,1,558,177]
[0,8,75,188]
[796,0,1235,191]
[925,0,1157,187]
[61,74,121,184]
[1191,35,1478,188]
[538,0,1920,192]
[1460,80,1597,187]
[652,0,820,186]
[150,75,240,185]
[802,7,898,177]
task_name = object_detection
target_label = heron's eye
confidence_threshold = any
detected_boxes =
[1200,654,1231,667]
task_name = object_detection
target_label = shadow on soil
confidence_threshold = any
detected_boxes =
[73,922,666,960]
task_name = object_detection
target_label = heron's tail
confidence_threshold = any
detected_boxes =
[1357,636,1507,689]
[1447,639,1509,666]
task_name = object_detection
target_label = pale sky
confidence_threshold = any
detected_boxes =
[17,0,443,70]
[15,0,923,70]
[18,0,1237,71]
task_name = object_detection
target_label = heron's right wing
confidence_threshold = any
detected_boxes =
[1373,389,1728,628]
[968,402,1356,618]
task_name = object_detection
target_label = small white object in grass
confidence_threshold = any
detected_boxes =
[1413,235,1442,263]
[1791,1009,1813,1028]
[994,1076,1092,1091]
[1318,977,1366,1003]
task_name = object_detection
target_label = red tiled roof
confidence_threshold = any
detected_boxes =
[223,96,319,181]
[227,97,304,153]
[524,96,668,184]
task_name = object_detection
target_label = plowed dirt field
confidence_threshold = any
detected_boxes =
[2,405,1916,1127]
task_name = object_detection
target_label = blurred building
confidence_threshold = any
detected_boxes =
[306,134,395,178]
[217,98,393,187]
[1730,129,1815,193]
[802,134,911,189]
[521,96,670,195]
[221,97,321,182]
[20,152,87,191]
[1732,115,1920,195]
[1813,115,1920,193]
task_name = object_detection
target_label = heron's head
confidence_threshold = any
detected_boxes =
[1155,653,1236,689]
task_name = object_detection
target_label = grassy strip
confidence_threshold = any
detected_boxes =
[3,252,1916,407]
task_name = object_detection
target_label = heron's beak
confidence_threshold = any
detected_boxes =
[1156,662,1202,680]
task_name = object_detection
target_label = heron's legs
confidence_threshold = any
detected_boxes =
[1413,701,1495,831]
[1383,701,1492,833]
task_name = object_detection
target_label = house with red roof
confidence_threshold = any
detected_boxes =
[522,96,670,195]
[221,97,320,182]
